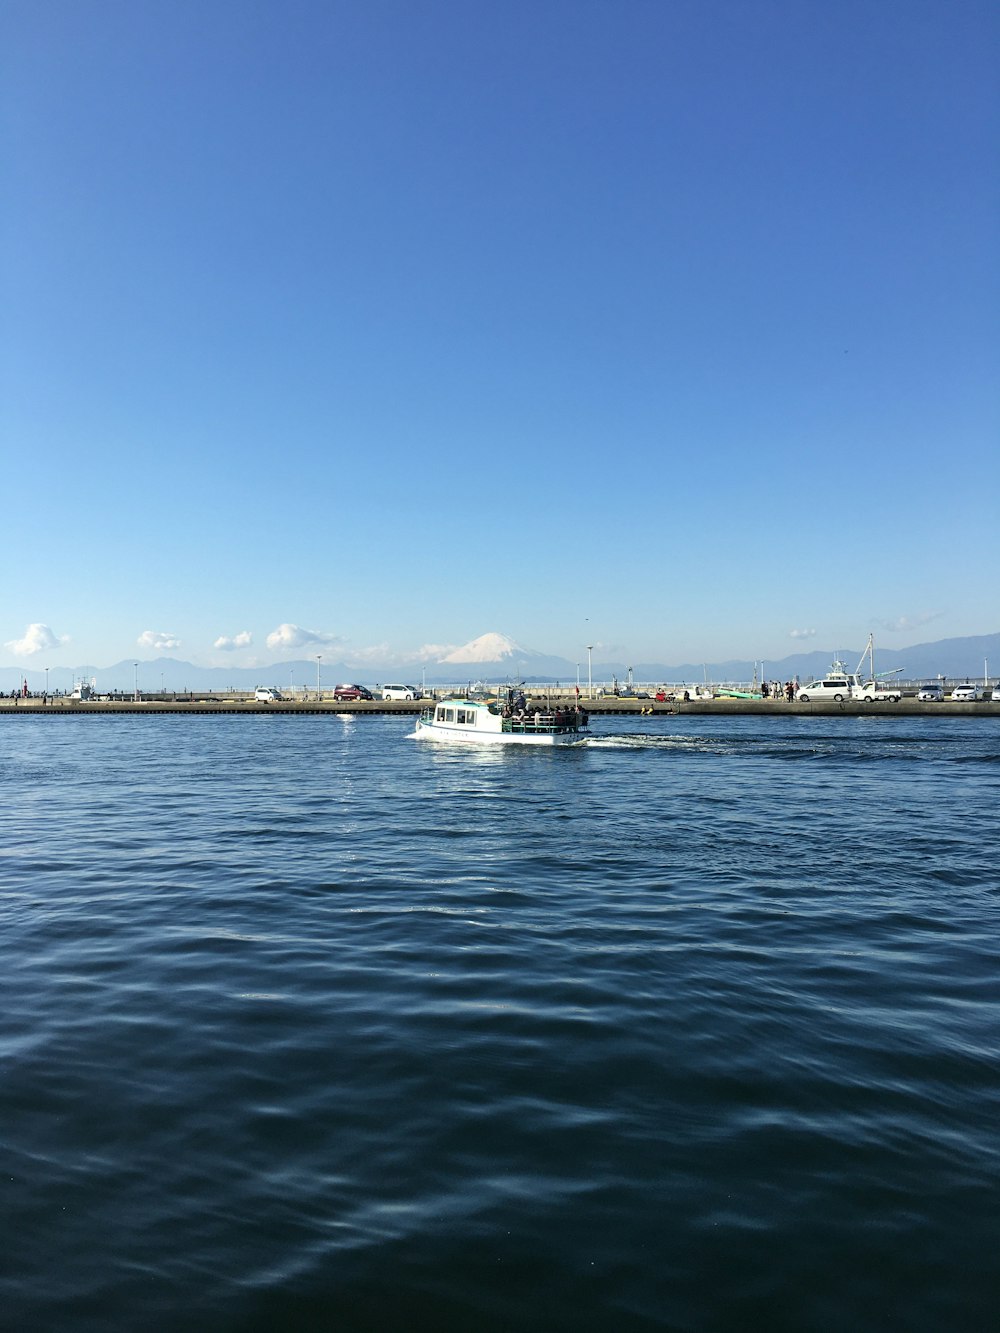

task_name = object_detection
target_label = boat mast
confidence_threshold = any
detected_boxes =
[856,632,875,681]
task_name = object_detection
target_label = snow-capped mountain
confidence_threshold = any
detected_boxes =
[439,633,523,664]
[427,632,574,681]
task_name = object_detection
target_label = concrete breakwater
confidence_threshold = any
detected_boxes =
[1,695,997,717]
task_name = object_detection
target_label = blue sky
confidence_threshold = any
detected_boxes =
[3,0,997,670]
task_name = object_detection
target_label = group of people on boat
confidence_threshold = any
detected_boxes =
[499,690,589,730]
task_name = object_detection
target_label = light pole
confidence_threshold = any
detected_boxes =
[161,672,164,695]
[316,655,322,700]
[576,663,580,693]
[134,661,139,702]
[586,645,593,699]
[45,666,49,697]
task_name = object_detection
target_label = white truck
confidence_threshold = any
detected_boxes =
[851,678,901,703]
[850,635,903,701]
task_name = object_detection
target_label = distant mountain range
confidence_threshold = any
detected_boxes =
[2,630,998,692]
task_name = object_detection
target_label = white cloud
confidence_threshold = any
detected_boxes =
[137,630,180,651]
[410,642,459,662]
[789,628,817,640]
[5,622,67,656]
[214,631,253,651]
[265,622,339,652]
[875,612,944,634]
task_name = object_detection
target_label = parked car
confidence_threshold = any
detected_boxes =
[333,683,374,701]
[950,684,980,701]
[254,687,283,702]
[382,684,419,701]
[916,685,944,702]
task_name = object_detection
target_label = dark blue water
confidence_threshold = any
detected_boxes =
[2,714,998,1331]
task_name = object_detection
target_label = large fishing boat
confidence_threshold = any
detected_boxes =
[411,694,589,746]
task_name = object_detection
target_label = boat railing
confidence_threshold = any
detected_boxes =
[502,715,587,735]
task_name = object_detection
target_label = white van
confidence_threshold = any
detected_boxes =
[796,676,852,702]
[254,687,283,702]
[382,684,418,701]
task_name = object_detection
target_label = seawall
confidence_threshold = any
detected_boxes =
[1,696,997,717]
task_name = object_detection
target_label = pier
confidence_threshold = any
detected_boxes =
[1,694,997,717]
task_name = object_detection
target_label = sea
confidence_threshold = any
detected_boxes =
[2,713,998,1332]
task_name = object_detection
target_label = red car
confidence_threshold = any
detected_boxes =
[332,683,374,701]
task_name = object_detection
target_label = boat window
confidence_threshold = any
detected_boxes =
[455,709,476,726]
[436,707,446,721]
[445,708,455,722]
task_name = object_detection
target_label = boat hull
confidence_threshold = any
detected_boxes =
[412,719,583,746]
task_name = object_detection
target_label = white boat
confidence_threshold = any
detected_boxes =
[412,696,589,746]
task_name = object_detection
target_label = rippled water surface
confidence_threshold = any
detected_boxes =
[2,714,998,1330]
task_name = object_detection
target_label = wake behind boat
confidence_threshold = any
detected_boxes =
[411,692,589,746]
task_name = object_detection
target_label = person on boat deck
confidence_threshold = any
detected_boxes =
[515,691,526,712]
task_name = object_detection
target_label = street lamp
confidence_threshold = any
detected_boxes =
[586,645,593,699]
[316,655,322,700]
[576,663,580,693]
[45,666,49,697]
[133,661,139,702]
